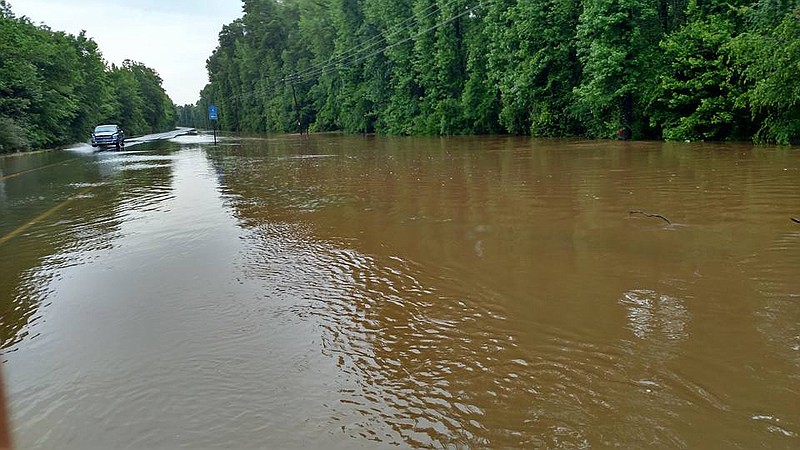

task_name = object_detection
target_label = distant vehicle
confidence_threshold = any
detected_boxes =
[91,124,125,149]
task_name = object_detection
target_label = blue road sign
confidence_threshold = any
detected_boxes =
[209,105,218,121]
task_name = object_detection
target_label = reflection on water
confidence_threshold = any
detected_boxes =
[619,289,689,342]
[1,136,799,448]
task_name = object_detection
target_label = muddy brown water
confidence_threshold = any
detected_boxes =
[0,135,798,448]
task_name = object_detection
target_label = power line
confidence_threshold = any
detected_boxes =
[295,1,486,84]
[288,1,440,82]
[223,0,487,104]
[288,0,447,83]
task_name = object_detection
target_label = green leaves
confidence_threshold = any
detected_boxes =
[0,7,176,152]
[653,14,750,141]
[729,4,800,144]
[193,0,798,144]
[574,0,663,138]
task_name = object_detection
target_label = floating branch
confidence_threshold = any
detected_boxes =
[629,210,672,225]
[792,217,800,224]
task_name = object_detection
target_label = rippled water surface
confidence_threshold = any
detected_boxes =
[1,135,798,448]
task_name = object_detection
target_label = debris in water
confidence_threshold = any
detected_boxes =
[629,210,672,225]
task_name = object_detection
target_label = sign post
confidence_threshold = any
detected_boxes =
[209,105,218,144]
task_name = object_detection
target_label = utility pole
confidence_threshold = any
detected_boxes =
[290,76,301,134]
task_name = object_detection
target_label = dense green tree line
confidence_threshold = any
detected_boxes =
[188,0,799,144]
[0,1,176,153]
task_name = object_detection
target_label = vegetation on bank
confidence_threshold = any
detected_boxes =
[180,0,799,144]
[0,1,176,153]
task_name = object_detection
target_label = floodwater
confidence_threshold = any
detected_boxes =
[1,134,798,448]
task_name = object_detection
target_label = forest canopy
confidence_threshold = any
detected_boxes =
[183,0,799,144]
[0,1,176,153]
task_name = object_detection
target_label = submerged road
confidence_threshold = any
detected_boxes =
[1,135,799,448]
[0,128,199,247]
[123,127,199,147]
[0,128,197,183]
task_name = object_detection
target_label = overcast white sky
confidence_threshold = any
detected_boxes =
[12,0,243,105]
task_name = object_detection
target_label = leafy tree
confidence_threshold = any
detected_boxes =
[730,3,800,144]
[67,31,116,142]
[653,14,751,141]
[574,0,663,139]
[193,0,798,144]
[487,0,582,136]
[0,2,176,152]
[459,22,501,134]
[0,10,41,150]
[125,60,175,133]
[379,0,422,135]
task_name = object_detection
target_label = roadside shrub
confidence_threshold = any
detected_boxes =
[0,116,30,153]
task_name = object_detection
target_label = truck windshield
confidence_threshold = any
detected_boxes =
[94,125,117,133]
